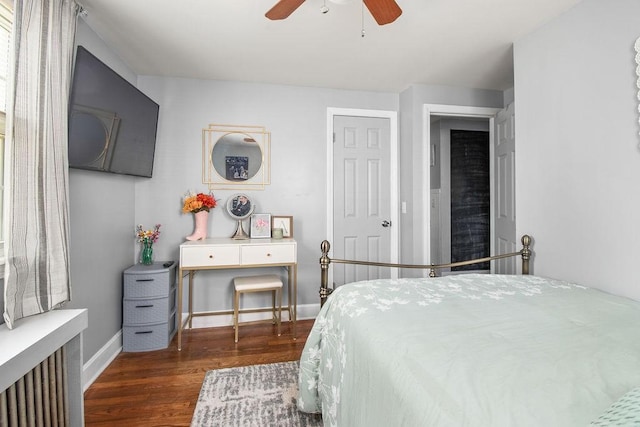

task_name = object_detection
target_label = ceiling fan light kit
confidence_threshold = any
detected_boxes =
[266,0,402,26]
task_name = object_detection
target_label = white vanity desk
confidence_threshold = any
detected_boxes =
[177,237,297,350]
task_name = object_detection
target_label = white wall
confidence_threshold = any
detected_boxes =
[514,0,640,298]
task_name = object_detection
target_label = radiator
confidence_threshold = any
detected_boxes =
[0,346,69,427]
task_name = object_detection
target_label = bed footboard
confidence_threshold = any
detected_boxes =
[320,235,532,306]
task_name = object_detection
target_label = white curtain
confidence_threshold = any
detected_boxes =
[3,0,80,328]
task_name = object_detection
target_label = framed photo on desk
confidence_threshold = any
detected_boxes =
[250,213,271,238]
[272,215,293,238]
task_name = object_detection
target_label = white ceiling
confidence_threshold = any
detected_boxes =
[78,0,582,93]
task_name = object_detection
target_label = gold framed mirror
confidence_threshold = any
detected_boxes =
[202,124,271,190]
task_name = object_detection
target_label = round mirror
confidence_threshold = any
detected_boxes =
[226,193,254,220]
[211,133,263,182]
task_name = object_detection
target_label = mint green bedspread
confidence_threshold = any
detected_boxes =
[298,274,640,426]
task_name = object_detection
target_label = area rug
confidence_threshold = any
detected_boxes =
[191,361,323,427]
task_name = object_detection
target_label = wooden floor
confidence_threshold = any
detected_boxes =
[84,319,314,426]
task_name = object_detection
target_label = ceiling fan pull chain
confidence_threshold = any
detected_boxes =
[321,0,329,14]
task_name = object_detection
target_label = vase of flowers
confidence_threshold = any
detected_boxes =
[141,240,153,265]
[182,191,217,241]
[136,224,161,265]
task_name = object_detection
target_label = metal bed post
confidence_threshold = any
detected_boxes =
[520,234,532,275]
[320,240,332,307]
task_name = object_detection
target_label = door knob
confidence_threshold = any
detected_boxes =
[382,220,391,228]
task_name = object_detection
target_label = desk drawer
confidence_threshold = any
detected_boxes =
[241,244,296,265]
[181,245,240,267]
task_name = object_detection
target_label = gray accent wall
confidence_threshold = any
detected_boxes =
[514,0,640,298]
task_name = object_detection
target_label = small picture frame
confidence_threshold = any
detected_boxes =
[225,156,249,181]
[271,215,293,238]
[250,213,271,238]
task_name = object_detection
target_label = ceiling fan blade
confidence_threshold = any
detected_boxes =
[265,0,306,20]
[363,0,402,25]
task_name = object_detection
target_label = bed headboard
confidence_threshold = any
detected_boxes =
[319,234,532,306]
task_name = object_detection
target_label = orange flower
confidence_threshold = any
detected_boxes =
[182,191,217,213]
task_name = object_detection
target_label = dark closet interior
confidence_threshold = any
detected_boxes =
[450,129,489,271]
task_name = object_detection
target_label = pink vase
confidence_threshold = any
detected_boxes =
[186,210,208,241]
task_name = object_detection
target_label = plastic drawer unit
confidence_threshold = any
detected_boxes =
[122,262,177,352]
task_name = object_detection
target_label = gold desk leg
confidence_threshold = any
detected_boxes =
[292,264,297,340]
[177,268,183,351]
[286,265,293,322]
[188,271,194,329]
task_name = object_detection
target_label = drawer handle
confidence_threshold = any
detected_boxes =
[209,255,214,259]
[267,253,272,257]
[136,279,155,282]
[135,304,154,308]
[135,331,153,335]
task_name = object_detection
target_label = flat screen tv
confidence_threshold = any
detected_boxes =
[68,46,159,178]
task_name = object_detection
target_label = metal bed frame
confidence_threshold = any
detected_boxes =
[319,234,532,306]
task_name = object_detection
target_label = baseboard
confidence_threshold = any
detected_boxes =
[82,330,122,391]
[188,302,320,329]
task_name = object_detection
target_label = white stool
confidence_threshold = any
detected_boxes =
[233,274,283,343]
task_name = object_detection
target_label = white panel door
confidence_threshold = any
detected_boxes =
[333,115,391,286]
[494,102,517,273]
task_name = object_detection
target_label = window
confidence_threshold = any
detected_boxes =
[0,1,11,267]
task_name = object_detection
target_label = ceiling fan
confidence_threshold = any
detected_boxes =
[265,0,402,26]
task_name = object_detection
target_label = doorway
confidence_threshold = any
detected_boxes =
[423,104,511,274]
[430,117,491,271]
